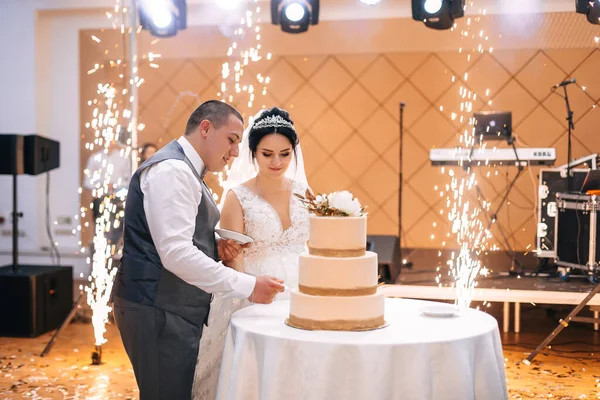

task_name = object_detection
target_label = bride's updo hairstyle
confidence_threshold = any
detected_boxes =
[248,107,299,161]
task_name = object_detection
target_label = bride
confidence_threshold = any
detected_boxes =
[192,107,311,399]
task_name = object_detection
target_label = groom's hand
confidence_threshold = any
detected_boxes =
[217,239,249,262]
[249,276,285,304]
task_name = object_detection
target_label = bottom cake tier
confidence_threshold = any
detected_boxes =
[288,290,385,331]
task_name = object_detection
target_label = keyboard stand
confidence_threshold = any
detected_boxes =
[466,138,525,274]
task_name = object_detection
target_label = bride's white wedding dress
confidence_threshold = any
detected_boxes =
[192,179,310,400]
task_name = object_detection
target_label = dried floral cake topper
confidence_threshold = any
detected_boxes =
[295,190,367,217]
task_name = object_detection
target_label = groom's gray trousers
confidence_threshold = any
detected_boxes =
[114,296,204,400]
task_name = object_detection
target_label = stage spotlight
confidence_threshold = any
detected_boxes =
[411,0,464,30]
[576,0,600,25]
[271,0,319,34]
[424,0,443,14]
[139,0,187,38]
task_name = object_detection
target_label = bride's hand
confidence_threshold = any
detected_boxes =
[217,239,247,262]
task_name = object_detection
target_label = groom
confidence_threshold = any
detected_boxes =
[112,100,285,400]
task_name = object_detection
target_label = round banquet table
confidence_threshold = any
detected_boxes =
[215,298,508,400]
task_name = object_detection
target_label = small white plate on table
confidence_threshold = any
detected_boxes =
[215,229,254,245]
[420,304,460,318]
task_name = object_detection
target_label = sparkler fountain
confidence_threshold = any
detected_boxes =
[439,2,497,308]
[81,0,148,365]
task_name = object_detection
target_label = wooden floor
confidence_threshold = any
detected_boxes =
[0,317,137,399]
[1,303,599,399]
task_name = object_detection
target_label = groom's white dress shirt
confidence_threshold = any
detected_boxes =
[139,136,255,299]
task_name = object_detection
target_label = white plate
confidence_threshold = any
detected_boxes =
[420,304,460,318]
[215,229,254,245]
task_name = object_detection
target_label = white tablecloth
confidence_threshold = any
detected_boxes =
[216,298,507,400]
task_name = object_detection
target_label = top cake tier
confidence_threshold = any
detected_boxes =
[308,215,366,257]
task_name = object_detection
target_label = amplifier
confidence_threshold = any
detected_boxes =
[555,193,600,280]
[536,169,588,258]
[0,265,73,337]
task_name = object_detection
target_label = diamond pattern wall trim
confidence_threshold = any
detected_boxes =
[134,48,600,251]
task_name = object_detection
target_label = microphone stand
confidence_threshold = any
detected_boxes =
[399,102,412,269]
[560,84,575,192]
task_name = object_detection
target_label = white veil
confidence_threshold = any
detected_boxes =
[218,109,308,210]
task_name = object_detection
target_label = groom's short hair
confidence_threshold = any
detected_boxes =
[185,100,244,135]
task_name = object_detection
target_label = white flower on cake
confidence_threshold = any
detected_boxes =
[295,189,367,217]
[314,194,328,206]
[327,191,363,217]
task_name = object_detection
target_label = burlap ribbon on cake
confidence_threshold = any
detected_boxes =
[308,246,365,257]
[299,285,377,296]
[287,315,386,331]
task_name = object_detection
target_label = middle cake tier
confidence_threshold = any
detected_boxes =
[298,250,378,296]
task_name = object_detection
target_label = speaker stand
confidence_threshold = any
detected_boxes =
[10,172,23,272]
[40,292,85,357]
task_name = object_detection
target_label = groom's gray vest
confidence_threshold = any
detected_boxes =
[113,140,218,327]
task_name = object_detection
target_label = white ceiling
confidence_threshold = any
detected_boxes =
[31,0,580,24]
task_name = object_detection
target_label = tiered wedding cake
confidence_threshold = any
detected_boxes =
[287,191,385,331]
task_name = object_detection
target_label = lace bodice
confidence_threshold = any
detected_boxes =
[193,180,310,400]
[231,180,309,263]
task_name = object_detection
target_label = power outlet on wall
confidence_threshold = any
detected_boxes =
[1,229,25,237]
[55,228,75,236]
[56,216,73,225]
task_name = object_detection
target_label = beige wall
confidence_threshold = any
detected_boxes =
[80,15,600,251]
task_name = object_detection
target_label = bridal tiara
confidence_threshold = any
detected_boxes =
[251,115,296,132]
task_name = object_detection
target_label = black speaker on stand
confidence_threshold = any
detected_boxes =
[0,134,72,337]
[367,235,402,284]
